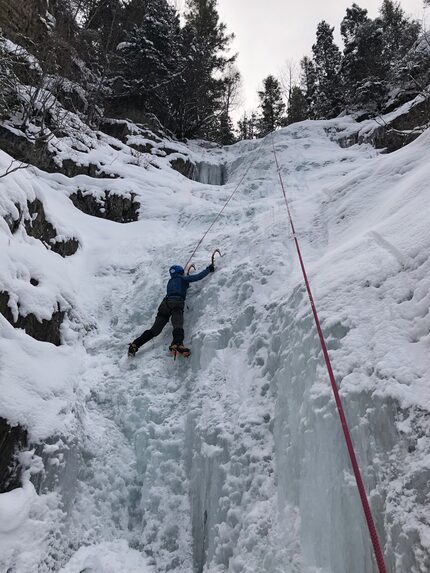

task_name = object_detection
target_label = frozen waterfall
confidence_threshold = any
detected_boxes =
[1,119,430,573]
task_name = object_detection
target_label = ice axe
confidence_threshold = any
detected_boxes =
[211,249,223,267]
[186,263,196,276]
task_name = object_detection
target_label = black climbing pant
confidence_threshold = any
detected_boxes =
[133,298,185,348]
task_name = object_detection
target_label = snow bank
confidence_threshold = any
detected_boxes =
[59,540,154,573]
[0,477,61,572]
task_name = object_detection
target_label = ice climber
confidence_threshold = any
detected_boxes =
[128,263,215,357]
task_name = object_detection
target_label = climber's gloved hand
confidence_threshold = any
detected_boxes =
[208,264,215,272]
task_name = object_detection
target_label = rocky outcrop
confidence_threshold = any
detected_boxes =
[0,0,77,73]
[4,199,79,256]
[104,99,170,139]
[337,97,430,152]
[0,0,51,46]
[0,417,27,493]
[100,118,162,146]
[59,158,119,179]
[0,291,64,346]
[170,157,226,185]
[24,199,79,256]
[170,157,196,179]
[69,189,140,223]
[0,126,56,172]
[0,125,120,179]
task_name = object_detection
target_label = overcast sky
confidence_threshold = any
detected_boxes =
[214,0,428,118]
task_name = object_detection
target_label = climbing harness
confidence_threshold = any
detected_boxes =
[271,132,387,573]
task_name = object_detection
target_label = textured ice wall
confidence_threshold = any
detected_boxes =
[10,120,429,573]
[194,162,226,186]
[271,291,377,573]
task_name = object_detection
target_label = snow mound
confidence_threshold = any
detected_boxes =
[59,541,154,573]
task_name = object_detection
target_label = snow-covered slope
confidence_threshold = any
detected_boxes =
[0,117,429,573]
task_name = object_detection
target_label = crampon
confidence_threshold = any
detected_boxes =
[169,343,191,359]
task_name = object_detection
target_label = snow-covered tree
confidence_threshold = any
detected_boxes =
[311,21,343,118]
[113,0,181,129]
[0,38,20,119]
[286,86,308,125]
[83,0,124,54]
[338,1,421,113]
[257,75,285,136]
[340,5,387,113]
[177,0,236,139]
[300,56,317,118]
[211,64,241,144]
[238,111,258,140]
[379,0,421,67]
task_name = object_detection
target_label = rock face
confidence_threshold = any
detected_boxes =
[69,189,140,223]
[25,199,80,257]
[0,291,64,346]
[0,126,57,173]
[59,159,120,179]
[170,157,196,179]
[105,99,170,137]
[0,417,28,493]
[338,97,430,152]
[0,0,77,68]
[170,157,226,185]
[0,0,51,45]
[0,126,120,179]
[100,118,163,145]
[4,198,79,257]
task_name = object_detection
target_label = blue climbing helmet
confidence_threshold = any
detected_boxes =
[169,264,184,276]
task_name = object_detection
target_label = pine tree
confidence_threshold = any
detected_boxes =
[211,64,240,144]
[0,37,20,119]
[179,0,235,139]
[390,28,428,107]
[311,21,343,118]
[83,0,124,54]
[338,1,421,114]
[300,56,317,118]
[379,0,420,67]
[249,112,258,138]
[340,3,368,46]
[238,113,250,140]
[237,112,259,140]
[286,86,308,125]
[378,0,421,108]
[257,75,285,136]
[340,5,386,113]
[112,0,182,129]
[216,111,236,144]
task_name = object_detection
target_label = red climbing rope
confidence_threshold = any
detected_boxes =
[184,140,265,269]
[271,134,387,573]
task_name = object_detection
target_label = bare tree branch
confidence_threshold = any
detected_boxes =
[0,159,28,179]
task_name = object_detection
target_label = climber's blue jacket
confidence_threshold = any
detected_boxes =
[166,268,211,300]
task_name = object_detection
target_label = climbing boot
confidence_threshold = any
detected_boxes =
[128,342,138,357]
[169,343,191,358]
